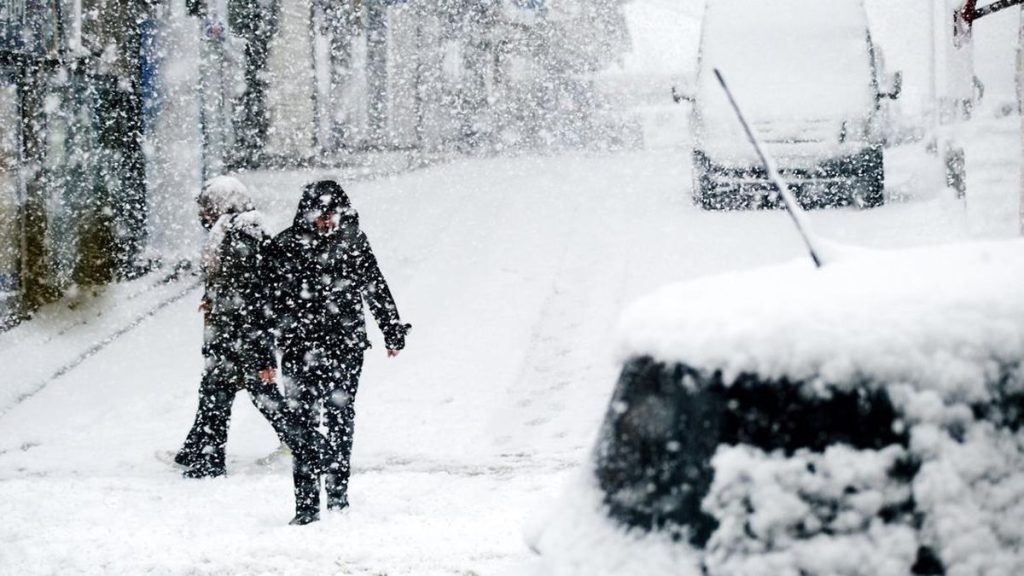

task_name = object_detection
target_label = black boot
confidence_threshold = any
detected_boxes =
[289,510,320,525]
[182,464,225,479]
[174,450,197,468]
[326,494,348,512]
[292,467,321,525]
[325,472,349,511]
[182,451,226,479]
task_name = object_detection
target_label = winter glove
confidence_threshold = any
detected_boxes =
[383,322,412,351]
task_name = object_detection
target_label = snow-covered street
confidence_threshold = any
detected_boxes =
[1,118,1021,574]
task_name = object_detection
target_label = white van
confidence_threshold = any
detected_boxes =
[690,0,901,209]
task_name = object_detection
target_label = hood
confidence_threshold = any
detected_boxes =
[198,176,255,219]
[198,176,267,276]
[293,180,358,231]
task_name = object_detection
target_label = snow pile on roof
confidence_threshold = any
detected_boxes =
[618,240,1024,405]
[699,0,874,122]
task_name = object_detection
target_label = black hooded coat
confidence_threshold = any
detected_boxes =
[198,183,277,375]
[267,182,409,357]
[176,177,290,477]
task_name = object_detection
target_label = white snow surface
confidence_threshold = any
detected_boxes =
[525,471,704,576]
[4,108,1024,573]
[4,24,1024,573]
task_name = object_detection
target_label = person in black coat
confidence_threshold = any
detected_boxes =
[269,180,410,525]
[175,176,293,478]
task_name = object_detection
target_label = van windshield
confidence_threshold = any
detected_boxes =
[698,0,875,124]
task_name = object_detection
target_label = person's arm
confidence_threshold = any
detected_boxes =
[252,234,280,373]
[355,232,410,353]
[226,230,278,374]
[265,233,301,344]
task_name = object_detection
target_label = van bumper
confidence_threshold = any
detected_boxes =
[693,147,884,209]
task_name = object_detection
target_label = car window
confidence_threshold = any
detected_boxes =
[594,356,905,545]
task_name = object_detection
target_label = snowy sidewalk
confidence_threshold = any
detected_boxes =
[0,265,202,418]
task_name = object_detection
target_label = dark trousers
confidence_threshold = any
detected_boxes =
[282,348,364,514]
[178,357,292,474]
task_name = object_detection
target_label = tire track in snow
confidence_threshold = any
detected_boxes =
[232,453,580,479]
[491,190,633,458]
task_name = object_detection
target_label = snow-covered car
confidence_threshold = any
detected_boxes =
[690,0,901,210]
[529,240,1024,576]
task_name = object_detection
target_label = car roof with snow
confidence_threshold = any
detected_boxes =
[617,239,1024,405]
[698,0,875,122]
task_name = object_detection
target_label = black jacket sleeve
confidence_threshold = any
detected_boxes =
[250,235,278,370]
[215,228,278,370]
[355,232,410,350]
[263,233,299,355]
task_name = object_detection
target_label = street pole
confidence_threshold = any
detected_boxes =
[939,1,974,200]
[1019,6,1024,235]
[367,0,388,150]
[199,18,229,180]
[310,2,323,157]
[930,0,938,118]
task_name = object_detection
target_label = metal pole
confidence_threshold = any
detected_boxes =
[367,0,387,150]
[1019,6,1024,235]
[930,0,938,116]
[310,1,322,157]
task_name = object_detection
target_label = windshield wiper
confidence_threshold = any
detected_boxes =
[714,69,827,268]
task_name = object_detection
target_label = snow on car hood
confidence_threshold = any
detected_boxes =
[618,239,1024,405]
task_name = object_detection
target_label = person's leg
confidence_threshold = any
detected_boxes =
[176,355,219,466]
[323,352,365,510]
[289,402,321,523]
[282,350,328,524]
[245,376,294,448]
[176,401,206,467]
[183,363,236,477]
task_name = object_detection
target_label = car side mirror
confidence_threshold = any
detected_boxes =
[881,71,903,100]
[672,85,694,104]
